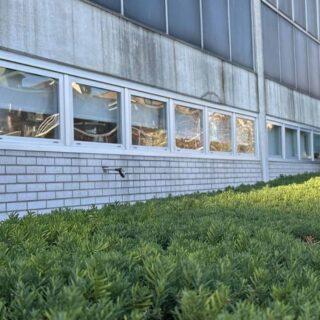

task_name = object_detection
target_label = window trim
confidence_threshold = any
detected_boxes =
[0,60,64,146]
[128,89,170,152]
[207,108,233,155]
[69,76,125,149]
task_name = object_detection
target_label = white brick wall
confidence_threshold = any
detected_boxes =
[269,161,320,180]
[0,150,265,216]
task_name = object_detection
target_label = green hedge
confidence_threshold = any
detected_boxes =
[1,172,320,319]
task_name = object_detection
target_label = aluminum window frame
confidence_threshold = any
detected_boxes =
[128,89,171,152]
[0,60,65,146]
[69,76,125,150]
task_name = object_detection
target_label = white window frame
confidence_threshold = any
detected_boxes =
[284,125,299,160]
[266,120,283,160]
[128,89,170,152]
[207,108,233,155]
[0,60,64,146]
[313,131,320,161]
[235,114,257,158]
[173,100,205,155]
[299,129,312,160]
[68,76,125,150]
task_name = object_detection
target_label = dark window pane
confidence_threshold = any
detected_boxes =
[308,39,320,98]
[278,0,292,18]
[279,17,295,87]
[202,0,230,59]
[168,0,201,47]
[124,0,166,32]
[293,0,306,28]
[90,0,121,13]
[262,5,280,79]
[266,0,277,6]
[267,123,282,157]
[295,30,309,93]
[307,0,318,37]
[230,0,253,68]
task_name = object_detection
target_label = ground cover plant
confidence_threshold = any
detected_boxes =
[0,172,320,319]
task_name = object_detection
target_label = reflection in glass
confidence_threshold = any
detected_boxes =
[300,131,311,159]
[285,128,298,159]
[236,117,255,154]
[175,105,203,151]
[314,134,320,160]
[131,95,167,147]
[72,83,120,144]
[208,112,232,152]
[267,123,282,157]
[0,67,59,139]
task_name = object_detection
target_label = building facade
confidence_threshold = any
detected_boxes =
[0,0,319,218]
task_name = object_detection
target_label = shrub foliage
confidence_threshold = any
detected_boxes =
[0,173,320,319]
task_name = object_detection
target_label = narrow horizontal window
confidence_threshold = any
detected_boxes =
[267,123,282,157]
[89,0,121,13]
[314,134,320,160]
[0,67,59,139]
[175,105,203,151]
[236,117,255,154]
[208,112,232,152]
[131,95,167,147]
[72,82,121,144]
[300,131,311,160]
[285,128,298,159]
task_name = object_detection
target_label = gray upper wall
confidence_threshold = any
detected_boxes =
[0,0,257,113]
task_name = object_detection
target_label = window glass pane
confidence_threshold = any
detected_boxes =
[90,0,121,12]
[293,0,306,28]
[295,30,309,93]
[208,112,232,152]
[236,117,255,154]
[308,39,320,98]
[279,18,295,87]
[202,0,230,59]
[124,0,166,32]
[266,0,277,6]
[175,105,203,150]
[73,83,120,144]
[278,0,293,18]
[131,95,167,147]
[267,123,282,157]
[168,0,201,47]
[314,134,320,159]
[262,5,280,80]
[307,0,318,37]
[230,0,253,68]
[285,128,298,158]
[0,67,59,139]
[300,131,311,159]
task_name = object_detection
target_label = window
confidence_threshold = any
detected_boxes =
[308,39,320,98]
[295,30,309,93]
[175,104,203,151]
[262,5,280,80]
[278,0,292,18]
[0,67,59,139]
[293,0,306,29]
[124,0,166,32]
[168,0,201,47]
[208,112,232,152]
[307,0,318,37]
[236,117,255,154]
[267,123,282,157]
[279,17,295,87]
[72,82,120,144]
[90,0,121,13]
[202,0,230,60]
[285,128,298,159]
[131,95,167,147]
[314,134,320,160]
[300,131,311,159]
[229,0,253,68]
